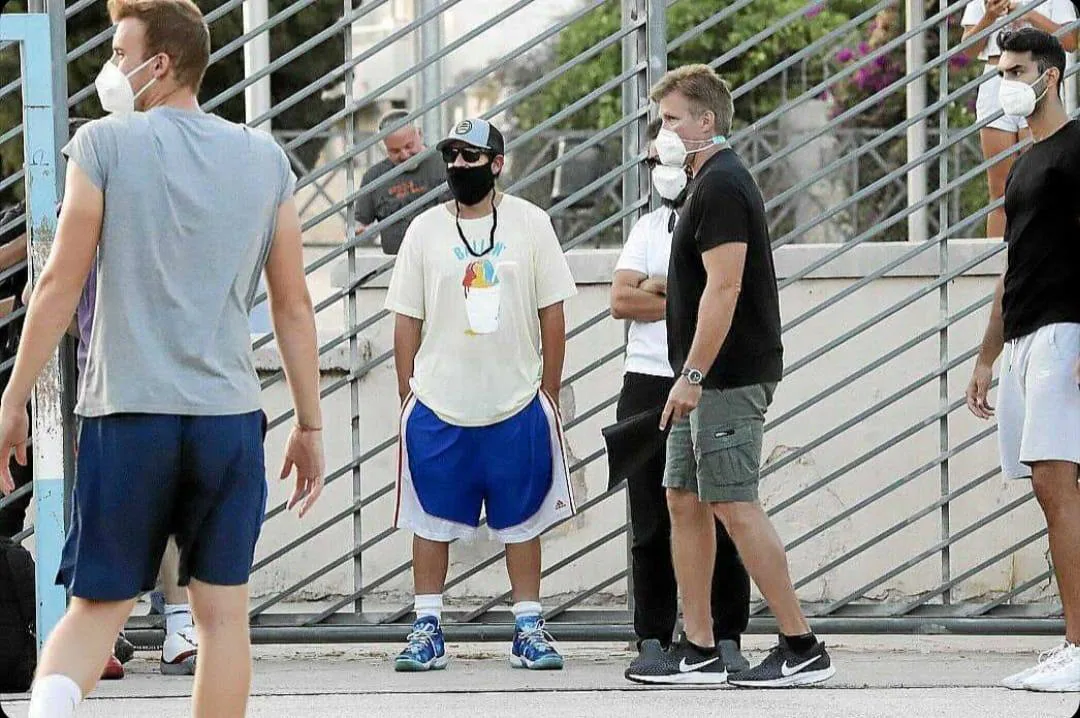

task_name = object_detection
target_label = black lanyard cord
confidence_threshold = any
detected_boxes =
[455,194,498,258]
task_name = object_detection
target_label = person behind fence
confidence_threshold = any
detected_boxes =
[0,202,31,544]
[611,117,751,683]
[386,117,577,673]
[624,64,835,688]
[960,0,1077,239]
[353,109,448,255]
[965,27,1080,694]
[0,1,326,717]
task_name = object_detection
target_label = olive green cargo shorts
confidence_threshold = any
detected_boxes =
[662,383,776,503]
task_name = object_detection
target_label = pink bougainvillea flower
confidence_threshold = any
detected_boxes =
[805,3,824,18]
[836,47,854,63]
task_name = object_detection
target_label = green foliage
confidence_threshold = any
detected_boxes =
[0,0,343,204]
[512,0,869,131]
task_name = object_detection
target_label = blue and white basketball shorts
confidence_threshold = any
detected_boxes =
[58,411,268,600]
[395,392,576,544]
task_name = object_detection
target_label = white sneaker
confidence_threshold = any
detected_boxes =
[1001,643,1067,689]
[161,625,198,676]
[1020,642,1080,692]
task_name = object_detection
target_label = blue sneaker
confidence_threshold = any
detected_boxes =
[394,616,449,672]
[510,615,563,670]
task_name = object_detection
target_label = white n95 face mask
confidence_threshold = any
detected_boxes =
[651,164,688,201]
[95,55,158,115]
[998,72,1048,118]
[654,127,727,167]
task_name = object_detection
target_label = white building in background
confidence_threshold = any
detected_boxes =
[350,0,583,126]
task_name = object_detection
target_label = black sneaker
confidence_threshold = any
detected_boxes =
[625,638,728,685]
[717,639,750,673]
[728,636,835,688]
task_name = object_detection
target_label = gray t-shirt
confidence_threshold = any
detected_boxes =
[354,151,446,255]
[63,107,295,418]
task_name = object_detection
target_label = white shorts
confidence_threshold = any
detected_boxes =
[394,392,576,544]
[976,68,1028,135]
[997,323,1080,480]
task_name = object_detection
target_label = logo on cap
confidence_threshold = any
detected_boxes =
[455,120,473,135]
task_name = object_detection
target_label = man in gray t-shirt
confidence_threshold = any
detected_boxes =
[0,2,324,716]
[354,110,447,255]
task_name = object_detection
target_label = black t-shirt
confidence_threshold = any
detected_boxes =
[666,149,783,389]
[1002,120,1080,341]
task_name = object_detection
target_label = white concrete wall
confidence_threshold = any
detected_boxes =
[250,239,1056,612]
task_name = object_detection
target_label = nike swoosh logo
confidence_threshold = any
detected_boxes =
[781,655,822,676]
[679,656,720,672]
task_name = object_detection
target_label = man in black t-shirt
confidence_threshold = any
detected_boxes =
[625,64,833,688]
[966,28,1080,692]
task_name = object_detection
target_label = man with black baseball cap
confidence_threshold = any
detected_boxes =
[385,118,577,672]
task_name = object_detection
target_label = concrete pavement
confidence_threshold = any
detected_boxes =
[3,636,1079,717]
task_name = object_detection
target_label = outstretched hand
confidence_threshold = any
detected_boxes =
[280,426,325,518]
[0,400,28,496]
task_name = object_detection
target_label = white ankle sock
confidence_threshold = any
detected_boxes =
[512,601,543,620]
[165,603,194,636]
[28,674,82,718]
[414,594,443,621]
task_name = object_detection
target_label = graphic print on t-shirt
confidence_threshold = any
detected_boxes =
[462,259,501,335]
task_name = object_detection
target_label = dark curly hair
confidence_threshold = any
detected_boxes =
[998,27,1067,95]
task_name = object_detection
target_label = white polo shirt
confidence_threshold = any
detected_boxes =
[615,206,677,378]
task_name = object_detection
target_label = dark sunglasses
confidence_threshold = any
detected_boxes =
[642,156,660,169]
[441,146,487,163]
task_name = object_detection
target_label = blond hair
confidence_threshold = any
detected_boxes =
[649,64,734,136]
[108,0,210,93]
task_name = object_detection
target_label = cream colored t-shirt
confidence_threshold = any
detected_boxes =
[385,194,578,427]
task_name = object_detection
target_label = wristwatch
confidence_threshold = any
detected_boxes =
[681,367,704,385]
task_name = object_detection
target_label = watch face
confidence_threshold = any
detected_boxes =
[685,368,703,384]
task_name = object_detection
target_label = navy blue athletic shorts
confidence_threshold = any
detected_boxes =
[57,411,268,600]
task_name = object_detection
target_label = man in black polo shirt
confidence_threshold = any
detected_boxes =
[966,28,1080,693]
[626,64,833,688]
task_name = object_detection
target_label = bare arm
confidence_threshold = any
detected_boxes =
[977,274,1006,368]
[610,269,666,322]
[393,313,422,403]
[2,164,99,409]
[265,197,325,516]
[1019,5,1079,51]
[966,273,1006,420]
[539,302,567,405]
[962,0,1009,58]
[266,198,322,430]
[659,243,745,429]
[682,243,746,375]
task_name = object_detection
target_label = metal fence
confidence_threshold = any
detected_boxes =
[1,0,1073,644]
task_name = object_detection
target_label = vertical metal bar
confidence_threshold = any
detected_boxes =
[10,13,67,649]
[244,0,273,336]
[937,10,951,606]
[646,0,667,219]
[243,0,273,133]
[620,0,646,630]
[37,0,78,525]
[418,0,443,141]
[906,0,928,242]
[621,0,643,239]
[344,0,363,616]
